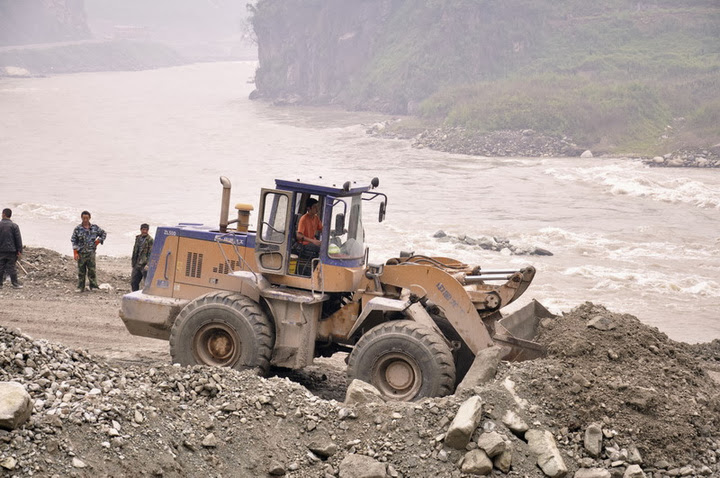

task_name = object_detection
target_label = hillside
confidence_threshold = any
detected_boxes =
[249,0,720,156]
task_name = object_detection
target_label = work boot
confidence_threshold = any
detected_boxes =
[11,283,22,289]
[76,287,85,293]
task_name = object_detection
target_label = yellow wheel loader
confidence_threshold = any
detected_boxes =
[120,177,547,401]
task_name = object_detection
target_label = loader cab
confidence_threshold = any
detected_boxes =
[254,179,385,281]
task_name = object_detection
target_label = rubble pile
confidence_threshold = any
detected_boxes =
[12,247,129,292]
[1,250,719,477]
[508,303,720,475]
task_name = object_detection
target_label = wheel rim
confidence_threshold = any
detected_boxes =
[192,323,241,366]
[372,352,422,400]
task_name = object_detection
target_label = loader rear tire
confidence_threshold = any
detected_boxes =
[169,291,274,376]
[347,320,456,401]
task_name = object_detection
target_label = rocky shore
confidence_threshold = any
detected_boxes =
[366,122,720,167]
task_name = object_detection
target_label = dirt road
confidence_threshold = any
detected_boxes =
[0,249,168,364]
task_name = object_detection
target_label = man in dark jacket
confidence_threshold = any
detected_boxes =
[0,208,23,289]
[131,223,153,291]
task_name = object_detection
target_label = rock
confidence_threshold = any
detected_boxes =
[533,247,554,256]
[627,446,642,464]
[308,438,338,459]
[584,423,603,458]
[444,395,483,450]
[344,380,385,405]
[502,409,529,434]
[433,230,447,238]
[574,469,611,478]
[476,431,506,457]
[580,150,593,158]
[623,464,646,478]
[625,386,656,412]
[0,382,33,430]
[0,456,17,470]
[268,461,286,475]
[338,454,387,478]
[526,429,568,477]
[202,433,218,447]
[456,347,503,393]
[587,316,616,331]
[72,457,86,468]
[493,442,513,473]
[460,449,493,475]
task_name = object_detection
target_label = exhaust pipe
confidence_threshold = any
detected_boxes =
[219,176,231,233]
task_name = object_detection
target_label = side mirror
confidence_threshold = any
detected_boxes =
[334,213,345,235]
[378,201,386,222]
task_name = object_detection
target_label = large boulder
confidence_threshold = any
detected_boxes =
[444,395,483,449]
[456,347,503,393]
[526,429,568,477]
[0,382,32,430]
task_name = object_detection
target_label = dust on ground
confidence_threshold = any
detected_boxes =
[0,247,719,477]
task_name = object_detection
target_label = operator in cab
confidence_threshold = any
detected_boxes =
[296,197,323,258]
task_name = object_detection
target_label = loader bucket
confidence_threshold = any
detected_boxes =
[493,299,554,362]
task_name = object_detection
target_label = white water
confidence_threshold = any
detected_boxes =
[1,61,719,343]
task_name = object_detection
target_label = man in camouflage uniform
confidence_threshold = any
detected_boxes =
[0,208,23,289]
[131,223,153,291]
[71,210,106,292]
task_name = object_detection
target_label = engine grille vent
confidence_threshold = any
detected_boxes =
[213,260,239,274]
[185,252,203,278]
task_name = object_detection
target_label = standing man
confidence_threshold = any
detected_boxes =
[71,210,106,292]
[0,208,23,289]
[131,223,153,291]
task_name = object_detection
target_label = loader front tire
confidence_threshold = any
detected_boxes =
[169,291,274,376]
[347,320,456,401]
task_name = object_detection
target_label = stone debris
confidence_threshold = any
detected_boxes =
[1,257,720,477]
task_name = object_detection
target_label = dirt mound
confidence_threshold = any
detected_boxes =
[18,247,129,289]
[509,302,720,468]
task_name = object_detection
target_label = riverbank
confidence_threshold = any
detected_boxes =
[366,121,720,168]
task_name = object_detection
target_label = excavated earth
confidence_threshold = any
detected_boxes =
[0,247,719,477]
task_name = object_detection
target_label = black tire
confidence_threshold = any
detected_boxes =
[347,320,456,401]
[169,291,274,376]
[431,313,475,386]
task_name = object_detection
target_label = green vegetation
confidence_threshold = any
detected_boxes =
[253,0,720,155]
[0,41,184,75]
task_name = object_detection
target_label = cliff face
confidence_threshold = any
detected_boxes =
[0,0,90,46]
[250,0,394,108]
[249,0,545,114]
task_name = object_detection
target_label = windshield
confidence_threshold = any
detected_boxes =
[328,195,364,259]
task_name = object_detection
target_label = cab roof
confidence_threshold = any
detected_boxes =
[275,178,378,197]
